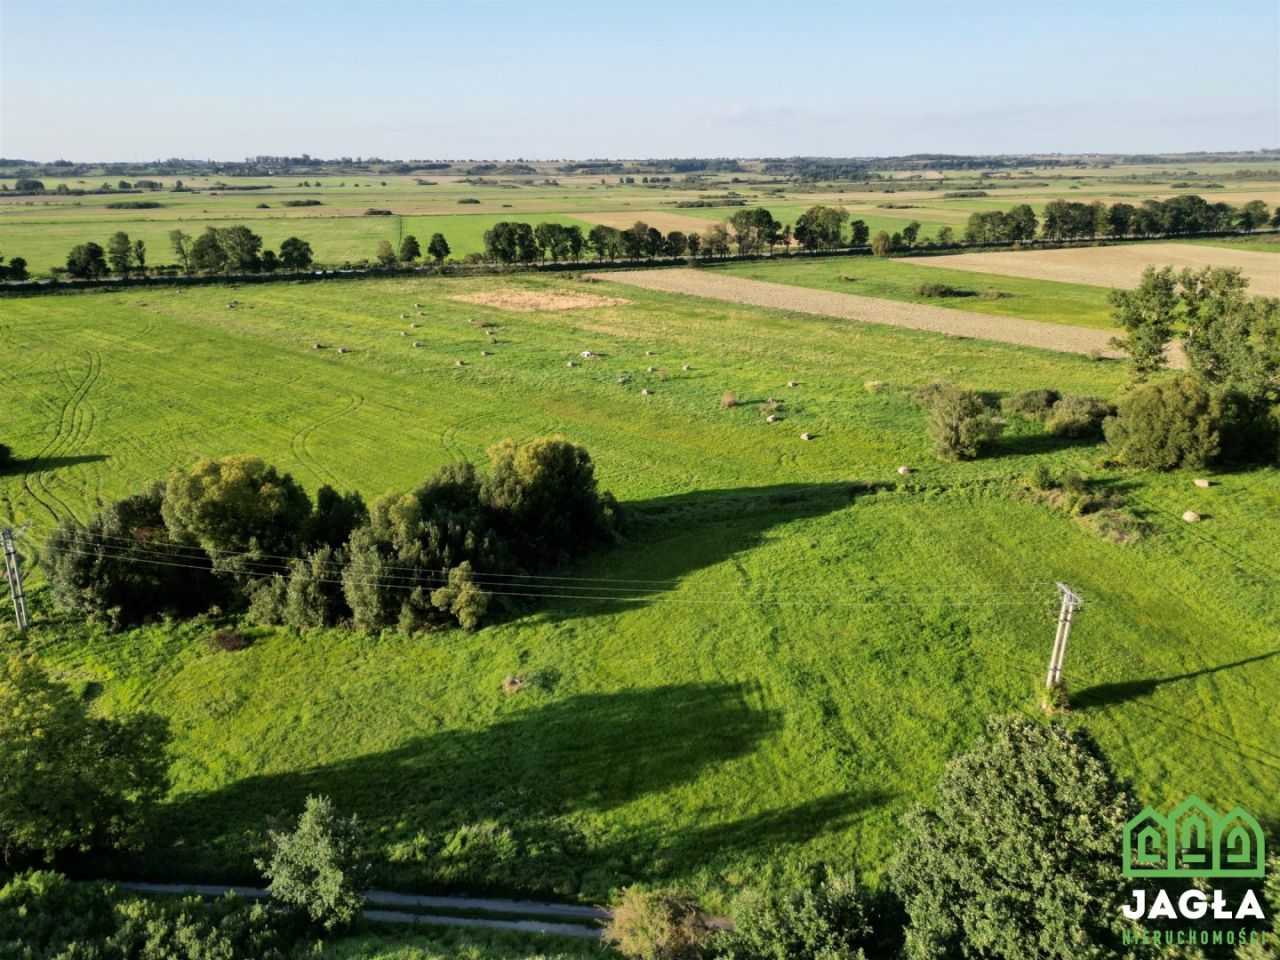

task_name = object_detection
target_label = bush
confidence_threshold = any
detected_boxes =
[1044,395,1114,438]
[0,871,286,960]
[604,887,709,960]
[921,384,1004,461]
[1001,389,1060,420]
[914,282,964,298]
[258,795,369,932]
[717,871,901,960]
[1027,463,1055,491]
[282,199,323,207]
[104,200,163,209]
[720,390,738,409]
[1103,376,1222,470]
[208,627,249,651]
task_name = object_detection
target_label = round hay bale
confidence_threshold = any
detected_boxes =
[1193,478,1211,489]
[400,313,409,319]
[617,376,630,385]
[312,342,324,349]
[411,322,420,328]
[566,361,577,368]
[416,311,424,316]
[480,350,491,356]
[337,347,348,354]
[787,380,799,388]
[580,350,595,358]
[412,341,422,347]
[647,366,657,373]
[897,466,912,476]
[800,432,813,441]
[641,388,652,396]
[400,331,408,337]
[415,302,423,308]
[1182,510,1201,523]
[645,350,655,356]
[682,364,692,371]
[455,359,466,367]
[765,414,779,423]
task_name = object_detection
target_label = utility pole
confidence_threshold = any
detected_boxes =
[2,524,31,631]
[1045,582,1082,690]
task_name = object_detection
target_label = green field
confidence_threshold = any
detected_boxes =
[3,273,1278,912]
[712,255,1118,329]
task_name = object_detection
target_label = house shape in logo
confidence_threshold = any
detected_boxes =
[1123,795,1266,879]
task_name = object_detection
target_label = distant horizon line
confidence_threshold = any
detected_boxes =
[4,148,1280,167]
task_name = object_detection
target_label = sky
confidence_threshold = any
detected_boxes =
[2,0,1278,161]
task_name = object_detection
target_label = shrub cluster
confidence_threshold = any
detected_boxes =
[1001,388,1115,438]
[48,438,619,632]
[916,383,1004,461]
[0,872,287,960]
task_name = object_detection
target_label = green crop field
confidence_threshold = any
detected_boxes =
[711,255,1118,329]
[3,272,1277,911]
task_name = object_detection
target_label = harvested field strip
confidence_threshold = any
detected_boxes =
[591,267,1180,365]
[911,243,1280,296]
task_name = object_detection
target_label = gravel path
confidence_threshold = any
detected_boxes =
[592,267,1187,365]
[116,881,607,939]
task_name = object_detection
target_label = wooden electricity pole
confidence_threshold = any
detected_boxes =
[2,525,31,631]
[1045,582,1082,690]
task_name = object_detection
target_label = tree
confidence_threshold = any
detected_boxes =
[1103,376,1223,470]
[704,223,731,258]
[219,225,263,272]
[622,221,651,259]
[920,383,1004,460]
[588,224,622,260]
[375,240,397,267]
[398,234,421,263]
[892,715,1146,960]
[161,455,312,563]
[189,227,227,273]
[132,238,146,271]
[870,231,892,258]
[686,232,701,258]
[5,256,28,280]
[106,231,134,276]
[427,232,450,263]
[169,229,192,274]
[604,888,709,960]
[565,224,585,261]
[1178,266,1280,398]
[793,204,849,251]
[260,249,279,272]
[664,230,688,257]
[65,242,107,278]
[901,221,921,246]
[279,236,313,271]
[257,795,368,932]
[47,484,218,629]
[0,653,170,862]
[1108,265,1178,381]
[936,225,954,245]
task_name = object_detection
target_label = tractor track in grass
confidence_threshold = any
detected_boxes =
[591,267,1188,367]
[289,392,365,486]
[20,350,100,522]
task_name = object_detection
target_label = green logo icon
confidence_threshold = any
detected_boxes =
[1123,796,1265,879]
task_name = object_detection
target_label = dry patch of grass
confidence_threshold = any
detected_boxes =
[451,290,632,312]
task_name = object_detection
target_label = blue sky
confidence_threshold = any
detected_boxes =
[2,0,1277,160]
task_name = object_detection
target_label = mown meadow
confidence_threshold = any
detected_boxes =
[1,272,1277,910]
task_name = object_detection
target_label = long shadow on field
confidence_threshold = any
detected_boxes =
[0,452,108,477]
[1073,649,1280,710]
[122,682,781,889]
[523,482,865,624]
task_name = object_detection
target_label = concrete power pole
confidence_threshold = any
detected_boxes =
[1045,582,1082,690]
[2,525,31,631]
